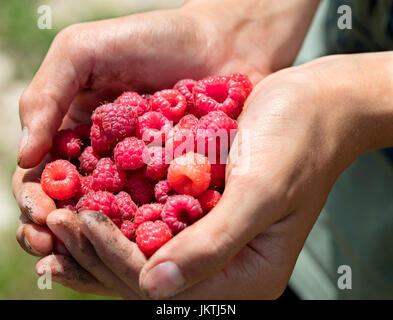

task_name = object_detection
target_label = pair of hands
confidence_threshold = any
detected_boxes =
[13,1,393,299]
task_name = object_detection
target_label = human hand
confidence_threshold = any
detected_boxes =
[13,0,320,297]
[40,52,393,299]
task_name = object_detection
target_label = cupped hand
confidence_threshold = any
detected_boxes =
[12,5,267,297]
[40,54,379,299]
[12,1,322,298]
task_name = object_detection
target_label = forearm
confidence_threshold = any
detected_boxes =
[183,0,320,74]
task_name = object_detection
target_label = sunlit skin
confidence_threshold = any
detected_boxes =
[14,1,393,299]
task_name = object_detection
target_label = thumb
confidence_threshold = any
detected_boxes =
[139,180,284,299]
[18,28,83,168]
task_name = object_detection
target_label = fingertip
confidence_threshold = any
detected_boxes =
[17,131,53,169]
[24,223,54,255]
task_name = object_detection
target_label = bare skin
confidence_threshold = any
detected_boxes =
[20,1,389,299]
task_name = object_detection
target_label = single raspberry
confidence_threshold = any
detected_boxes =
[137,111,172,145]
[229,73,253,95]
[41,160,80,200]
[125,170,155,206]
[162,195,203,234]
[136,221,172,257]
[177,114,199,130]
[90,123,117,155]
[92,103,138,139]
[173,79,197,113]
[77,190,119,219]
[74,123,91,141]
[209,163,226,190]
[115,191,138,220]
[57,199,77,212]
[197,190,221,214]
[133,203,164,230]
[113,137,146,170]
[167,152,211,197]
[91,158,127,193]
[193,75,248,118]
[154,180,176,203]
[195,111,238,160]
[165,114,198,158]
[79,146,100,174]
[79,175,93,197]
[120,220,136,241]
[150,89,187,123]
[51,129,83,159]
[143,146,171,181]
[114,91,150,117]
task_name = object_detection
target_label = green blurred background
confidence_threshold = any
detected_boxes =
[0,0,183,300]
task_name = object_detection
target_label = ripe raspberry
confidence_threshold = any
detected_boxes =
[193,75,248,118]
[41,160,80,200]
[173,79,197,113]
[143,146,171,181]
[91,158,127,193]
[162,195,203,233]
[120,220,136,241]
[77,190,119,219]
[165,115,198,158]
[136,221,172,257]
[115,191,138,220]
[229,73,253,95]
[137,111,171,145]
[74,123,91,141]
[209,163,226,190]
[92,103,138,139]
[57,199,77,212]
[154,180,176,203]
[177,114,199,130]
[79,175,93,197]
[125,170,155,206]
[133,203,164,230]
[197,190,221,214]
[195,111,238,159]
[51,129,83,158]
[167,152,211,197]
[90,123,117,155]
[114,91,150,117]
[113,137,146,170]
[150,89,187,123]
[79,146,100,174]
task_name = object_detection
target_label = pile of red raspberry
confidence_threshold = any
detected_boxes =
[40,73,252,257]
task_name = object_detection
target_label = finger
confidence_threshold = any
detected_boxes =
[16,214,54,256]
[139,176,288,299]
[17,26,90,168]
[12,160,56,225]
[77,210,147,295]
[46,209,139,299]
[36,254,117,297]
